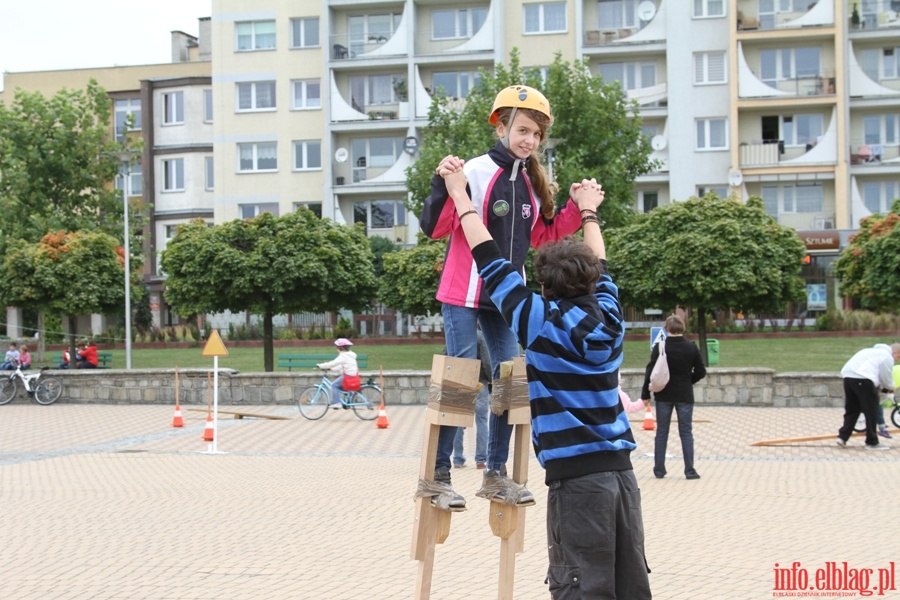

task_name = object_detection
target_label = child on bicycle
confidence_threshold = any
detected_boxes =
[317,338,361,409]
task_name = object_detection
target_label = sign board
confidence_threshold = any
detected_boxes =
[650,327,667,348]
[202,329,229,357]
[807,283,827,310]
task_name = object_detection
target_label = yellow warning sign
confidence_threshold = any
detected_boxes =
[202,329,229,357]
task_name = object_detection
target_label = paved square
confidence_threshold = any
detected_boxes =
[1,403,897,599]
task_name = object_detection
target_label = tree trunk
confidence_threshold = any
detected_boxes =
[37,311,46,362]
[263,302,274,372]
[696,306,709,366]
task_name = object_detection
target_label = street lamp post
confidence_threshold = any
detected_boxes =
[118,150,138,370]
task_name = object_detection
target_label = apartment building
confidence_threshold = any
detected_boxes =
[0,25,211,337]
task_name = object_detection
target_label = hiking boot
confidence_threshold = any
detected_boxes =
[476,468,535,506]
[431,466,466,511]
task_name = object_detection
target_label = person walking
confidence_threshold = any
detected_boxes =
[640,315,707,480]
[837,343,899,450]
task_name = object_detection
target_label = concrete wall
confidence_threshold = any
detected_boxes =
[37,368,846,409]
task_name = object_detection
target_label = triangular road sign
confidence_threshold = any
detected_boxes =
[202,329,229,357]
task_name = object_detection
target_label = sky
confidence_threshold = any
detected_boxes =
[0,0,212,92]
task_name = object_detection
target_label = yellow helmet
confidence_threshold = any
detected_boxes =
[488,85,552,126]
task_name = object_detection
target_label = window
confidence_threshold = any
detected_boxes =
[238,142,278,172]
[294,202,322,218]
[348,13,401,55]
[163,91,184,125]
[781,113,823,147]
[353,200,407,229]
[114,98,141,140]
[597,62,657,90]
[203,90,213,122]
[293,140,322,170]
[205,156,214,190]
[162,159,184,191]
[698,185,729,199]
[860,47,900,82]
[761,183,823,215]
[236,20,276,51]
[759,47,820,87]
[432,7,488,39]
[598,0,646,29]
[290,17,320,48]
[431,71,482,98]
[693,0,725,17]
[239,203,280,219]
[696,118,727,150]
[694,52,726,84]
[350,137,404,182]
[237,81,276,112]
[863,114,898,144]
[291,79,321,109]
[349,75,398,110]
[116,163,143,197]
[863,181,898,214]
[524,2,566,33]
[640,191,658,212]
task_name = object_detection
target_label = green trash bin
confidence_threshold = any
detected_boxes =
[707,339,719,366]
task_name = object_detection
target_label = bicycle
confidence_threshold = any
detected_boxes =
[853,392,900,432]
[297,369,382,421]
[0,365,64,406]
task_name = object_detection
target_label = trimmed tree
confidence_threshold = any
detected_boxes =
[160,209,378,371]
[607,195,807,364]
[833,198,900,312]
[378,234,446,330]
[405,50,653,229]
[0,230,128,362]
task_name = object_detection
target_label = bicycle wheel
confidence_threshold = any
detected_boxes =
[853,414,866,433]
[892,406,900,429]
[34,377,63,405]
[351,385,381,421]
[298,385,329,420]
[0,376,17,405]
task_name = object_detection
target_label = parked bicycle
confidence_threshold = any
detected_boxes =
[853,392,899,432]
[0,365,63,406]
[297,368,381,421]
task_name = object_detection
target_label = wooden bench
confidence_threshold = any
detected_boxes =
[277,353,368,371]
[51,351,113,368]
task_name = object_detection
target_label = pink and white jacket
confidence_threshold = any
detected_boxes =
[419,141,581,310]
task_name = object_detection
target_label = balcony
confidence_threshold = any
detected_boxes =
[736,0,835,32]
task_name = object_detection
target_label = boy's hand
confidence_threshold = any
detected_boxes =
[572,178,604,212]
[440,163,468,198]
[435,155,465,177]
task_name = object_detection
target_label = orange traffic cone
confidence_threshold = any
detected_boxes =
[376,402,390,429]
[172,401,184,428]
[202,413,215,441]
[642,406,656,431]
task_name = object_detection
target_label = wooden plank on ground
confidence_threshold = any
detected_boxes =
[184,408,290,420]
[750,429,896,446]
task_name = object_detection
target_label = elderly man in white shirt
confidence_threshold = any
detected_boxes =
[837,343,900,450]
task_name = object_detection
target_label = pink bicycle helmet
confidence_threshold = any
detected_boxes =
[334,338,354,348]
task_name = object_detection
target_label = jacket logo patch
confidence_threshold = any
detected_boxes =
[522,204,532,220]
[493,200,510,216]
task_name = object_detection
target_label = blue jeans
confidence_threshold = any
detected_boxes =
[436,304,520,473]
[452,383,489,466]
[331,375,346,404]
[654,402,697,478]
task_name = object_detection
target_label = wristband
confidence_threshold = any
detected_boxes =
[459,209,479,221]
[580,209,597,215]
[581,215,600,228]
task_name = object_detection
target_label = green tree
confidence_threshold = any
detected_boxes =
[405,50,653,228]
[607,195,807,363]
[160,209,378,371]
[833,198,900,312]
[378,234,445,324]
[0,79,139,250]
[0,230,128,362]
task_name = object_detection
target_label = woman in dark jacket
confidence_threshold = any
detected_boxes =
[641,315,707,479]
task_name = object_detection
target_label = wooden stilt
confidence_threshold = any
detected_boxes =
[494,405,532,600]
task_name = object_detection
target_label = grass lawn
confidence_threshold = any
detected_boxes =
[30,335,893,373]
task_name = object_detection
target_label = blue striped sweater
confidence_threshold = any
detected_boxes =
[473,240,636,484]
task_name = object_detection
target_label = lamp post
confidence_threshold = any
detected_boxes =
[117,149,138,370]
[545,138,565,184]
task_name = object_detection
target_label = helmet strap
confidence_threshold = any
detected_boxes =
[500,106,518,150]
